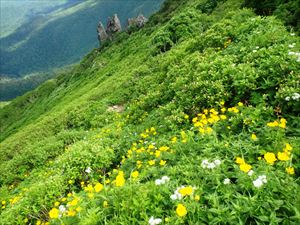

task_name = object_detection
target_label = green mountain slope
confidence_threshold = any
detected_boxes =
[0,0,299,224]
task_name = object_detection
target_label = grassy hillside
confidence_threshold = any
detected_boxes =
[0,0,299,224]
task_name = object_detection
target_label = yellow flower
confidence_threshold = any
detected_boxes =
[286,167,295,175]
[115,171,125,187]
[251,134,257,141]
[84,184,94,193]
[36,221,42,225]
[155,150,161,158]
[103,201,109,208]
[238,102,244,107]
[264,152,277,165]
[235,157,245,165]
[179,186,193,196]
[68,180,74,184]
[54,201,60,207]
[94,183,104,193]
[171,137,177,143]
[159,146,170,151]
[1,201,6,205]
[220,115,227,120]
[67,210,76,217]
[240,163,252,173]
[68,198,79,207]
[277,152,290,161]
[159,160,167,166]
[194,195,200,201]
[267,121,279,127]
[61,197,67,202]
[165,217,170,222]
[279,118,287,128]
[176,204,187,217]
[148,160,155,166]
[131,171,139,179]
[75,207,82,212]
[220,101,225,105]
[284,143,292,152]
[49,208,59,219]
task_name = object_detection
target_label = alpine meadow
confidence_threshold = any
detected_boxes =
[0,0,299,225]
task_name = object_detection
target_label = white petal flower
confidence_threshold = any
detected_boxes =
[207,162,216,169]
[252,50,257,53]
[155,179,162,185]
[258,175,267,183]
[85,167,92,173]
[290,33,295,36]
[149,216,162,225]
[253,178,264,188]
[288,51,295,55]
[292,93,300,100]
[248,170,254,176]
[223,178,231,184]
[201,159,209,168]
[170,194,177,200]
[161,176,170,182]
[59,205,66,213]
[289,44,294,48]
[214,159,221,166]
[285,96,290,101]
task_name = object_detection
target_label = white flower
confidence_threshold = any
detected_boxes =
[59,205,66,213]
[255,46,259,49]
[170,194,177,200]
[155,176,170,185]
[207,162,216,169]
[161,176,170,182]
[149,216,162,225]
[252,50,257,53]
[285,96,290,101]
[292,93,300,100]
[170,187,184,200]
[214,159,221,166]
[223,178,231,184]
[155,179,162,185]
[253,178,264,188]
[288,44,295,48]
[288,51,295,55]
[258,175,267,183]
[85,167,92,173]
[248,170,254,176]
[201,159,209,168]
[290,33,295,36]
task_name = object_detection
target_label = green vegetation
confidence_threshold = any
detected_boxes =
[0,0,299,224]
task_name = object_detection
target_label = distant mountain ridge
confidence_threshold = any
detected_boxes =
[0,0,163,100]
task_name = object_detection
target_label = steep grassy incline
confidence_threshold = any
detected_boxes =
[0,0,299,224]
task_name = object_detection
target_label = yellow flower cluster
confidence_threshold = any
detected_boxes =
[178,186,193,196]
[235,157,252,172]
[267,118,286,128]
[1,200,6,209]
[192,108,226,135]
[277,143,292,161]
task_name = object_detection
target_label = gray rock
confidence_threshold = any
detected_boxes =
[106,14,122,38]
[127,14,148,29]
[97,22,108,43]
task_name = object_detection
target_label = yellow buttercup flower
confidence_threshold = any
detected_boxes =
[240,163,252,172]
[49,208,59,219]
[286,167,295,175]
[235,157,245,165]
[67,210,76,217]
[159,160,167,166]
[115,171,125,187]
[194,195,200,201]
[251,134,257,141]
[277,152,289,161]
[176,204,187,217]
[179,186,193,196]
[103,201,109,208]
[94,183,103,193]
[148,160,155,166]
[131,171,139,179]
[264,152,277,164]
